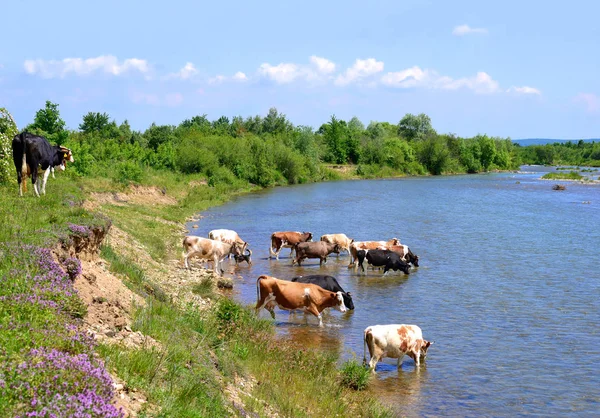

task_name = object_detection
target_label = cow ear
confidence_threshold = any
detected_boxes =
[346,292,352,297]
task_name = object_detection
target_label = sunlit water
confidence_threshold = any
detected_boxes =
[187,168,600,417]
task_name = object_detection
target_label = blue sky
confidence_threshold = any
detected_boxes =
[1,0,598,138]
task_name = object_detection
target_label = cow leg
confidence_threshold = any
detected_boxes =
[369,353,381,372]
[397,354,405,370]
[31,169,40,198]
[41,167,51,195]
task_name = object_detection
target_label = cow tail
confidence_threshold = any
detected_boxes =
[256,275,264,302]
[363,328,371,365]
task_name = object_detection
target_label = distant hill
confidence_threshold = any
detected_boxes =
[513,138,598,146]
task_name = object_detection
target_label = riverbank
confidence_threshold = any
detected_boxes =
[0,171,392,417]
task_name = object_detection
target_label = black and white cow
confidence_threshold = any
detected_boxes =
[12,132,74,197]
[357,249,411,275]
[291,274,355,310]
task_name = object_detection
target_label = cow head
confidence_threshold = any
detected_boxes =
[418,339,432,361]
[410,254,419,267]
[332,244,342,254]
[342,291,354,310]
[60,146,74,163]
[333,291,347,313]
[304,232,313,242]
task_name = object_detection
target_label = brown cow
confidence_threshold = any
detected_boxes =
[292,241,342,266]
[182,236,243,275]
[269,231,313,260]
[385,244,420,267]
[320,233,354,256]
[255,275,347,327]
[349,238,401,267]
[363,324,432,371]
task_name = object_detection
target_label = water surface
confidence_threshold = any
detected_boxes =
[188,169,600,417]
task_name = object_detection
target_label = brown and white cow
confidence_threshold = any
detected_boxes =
[269,231,312,260]
[182,236,243,275]
[349,238,401,267]
[208,229,249,259]
[385,245,420,267]
[292,241,342,266]
[255,275,347,327]
[363,324,432,371]
[320,233,354,256]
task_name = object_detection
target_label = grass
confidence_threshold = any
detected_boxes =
[542,171,584,180]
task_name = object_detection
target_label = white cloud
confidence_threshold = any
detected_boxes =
[258,62,303,84]
[574,93,600,113]
[168,62,198,80]
[232,71,248,81]
[381,67,501,94]
[453,24,488,36]
[309,56,336,74]
[335,58,384,86]
[24,55,150,78]
[208,75,227,84]
[258,56,337,84]
[507,86,542,95]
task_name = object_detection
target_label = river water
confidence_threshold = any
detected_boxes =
[188,167,600,417]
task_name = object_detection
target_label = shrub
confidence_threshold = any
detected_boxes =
[339,359,370,390]
[114,161,143,184]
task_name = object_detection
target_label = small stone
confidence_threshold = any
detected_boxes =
[113,383,124,391]
[114,317,126,329]
[125,325,132,332]
[105,330,116,338]
[217,278,234,289]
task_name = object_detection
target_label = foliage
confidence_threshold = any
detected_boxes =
[398,113,435,141]
[340,359,371,390]
[26,101,68,145]
[541,171,583,180]
[0,108,18,184]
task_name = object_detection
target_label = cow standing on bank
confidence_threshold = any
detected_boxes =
[12,132,74,197]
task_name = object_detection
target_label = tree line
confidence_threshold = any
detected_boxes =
[2,101,595,188]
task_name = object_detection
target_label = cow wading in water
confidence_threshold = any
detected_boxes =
[357,249,411,275]
[364,324,432,371]
[12,132,74,197]
[292,241,342,266]
[269,231,312,260]
[182,236,244,275]
[255,275,347,327]
[291,274,354,310]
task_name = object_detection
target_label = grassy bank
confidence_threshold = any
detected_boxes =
[0,171,391,417]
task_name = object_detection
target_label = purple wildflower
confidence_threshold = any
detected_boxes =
[62,257,82,280]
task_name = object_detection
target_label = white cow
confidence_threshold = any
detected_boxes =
[363,324,432,371]
[320,233,354,256]
[182,236,243,275]
[208,229,248,259]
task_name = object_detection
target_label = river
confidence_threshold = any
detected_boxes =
[188,167,600,417]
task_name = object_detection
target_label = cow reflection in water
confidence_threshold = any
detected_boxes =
[277,321,343,356]
[372,367,429,415]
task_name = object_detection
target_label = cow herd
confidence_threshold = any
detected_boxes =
[183,228,432,371]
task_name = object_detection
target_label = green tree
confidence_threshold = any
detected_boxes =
[476,135,497,170]
[79,112,110,134]
[262,108,292,135]
[397,113,435,141]
[27,101,68,145]
[319,115,349,164]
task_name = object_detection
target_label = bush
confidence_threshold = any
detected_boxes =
[114,161,143,184]
[340,359,370,390]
